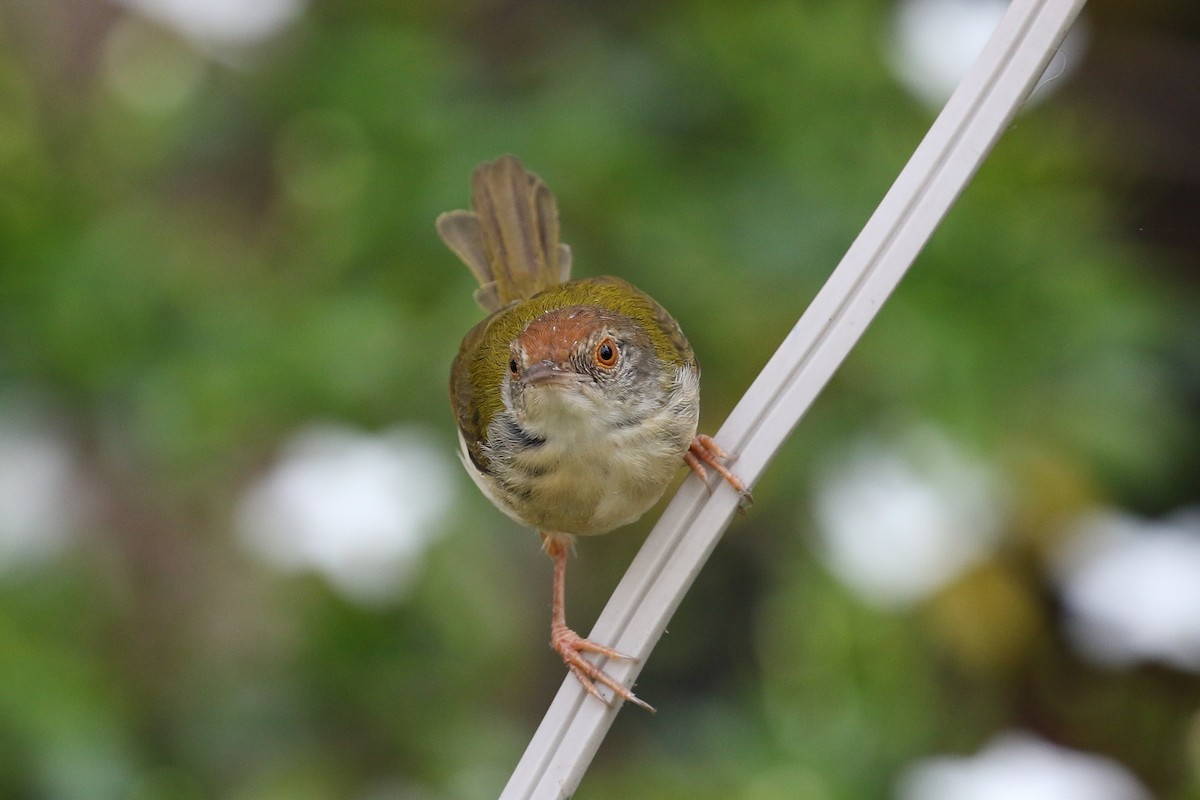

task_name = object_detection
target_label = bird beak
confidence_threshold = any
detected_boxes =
[521,362,585,387]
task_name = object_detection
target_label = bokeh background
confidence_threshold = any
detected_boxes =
[1,0,1198,798]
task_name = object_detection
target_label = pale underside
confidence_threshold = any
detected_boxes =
[458,365,700,535]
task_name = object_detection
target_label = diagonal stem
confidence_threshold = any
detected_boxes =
[502,0,1089,796]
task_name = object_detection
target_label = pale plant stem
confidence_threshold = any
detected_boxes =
[501,0,1088,796]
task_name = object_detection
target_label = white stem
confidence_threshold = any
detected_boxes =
[501,0,1087,796]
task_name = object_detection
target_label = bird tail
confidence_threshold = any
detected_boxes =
[437,155,573,313]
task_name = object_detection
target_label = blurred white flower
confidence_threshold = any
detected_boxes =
[0,405,86,572]
[115,0,307,47]
[897,731,1151,800]
[812,427,1005,609]
[235,423,456,604]
[886,0,1087,108]
[1052,508,1200,671]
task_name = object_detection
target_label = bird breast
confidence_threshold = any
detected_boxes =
[462,365,700,535]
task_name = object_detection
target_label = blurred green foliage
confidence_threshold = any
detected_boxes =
[0,1,1198,798]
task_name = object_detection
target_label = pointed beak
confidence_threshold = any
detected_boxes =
[521,362,585,387]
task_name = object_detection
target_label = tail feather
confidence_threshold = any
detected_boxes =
[437,156,571,313]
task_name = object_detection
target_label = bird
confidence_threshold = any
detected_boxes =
[439,155,749,711]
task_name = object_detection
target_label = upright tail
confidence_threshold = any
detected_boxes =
[437,155,573,313]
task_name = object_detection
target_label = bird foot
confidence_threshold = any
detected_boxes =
[551,623,655,713]
[685,434,753,510]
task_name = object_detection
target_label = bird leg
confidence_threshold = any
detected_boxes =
[541,532,655,713]
[685,434,753,509]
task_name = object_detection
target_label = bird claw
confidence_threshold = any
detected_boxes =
[685,434,753,511]
[551,624,655,713]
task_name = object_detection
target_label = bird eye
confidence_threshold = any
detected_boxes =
[594,338,619,368]
[508,358,519,376]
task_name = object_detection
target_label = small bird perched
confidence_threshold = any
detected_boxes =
[439,155,749,711]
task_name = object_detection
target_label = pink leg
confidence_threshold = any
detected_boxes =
[542,532,654,712]
[684,434,753,509]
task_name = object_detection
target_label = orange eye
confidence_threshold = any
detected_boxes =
[594,337,619,368]
[509,358,520,377]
